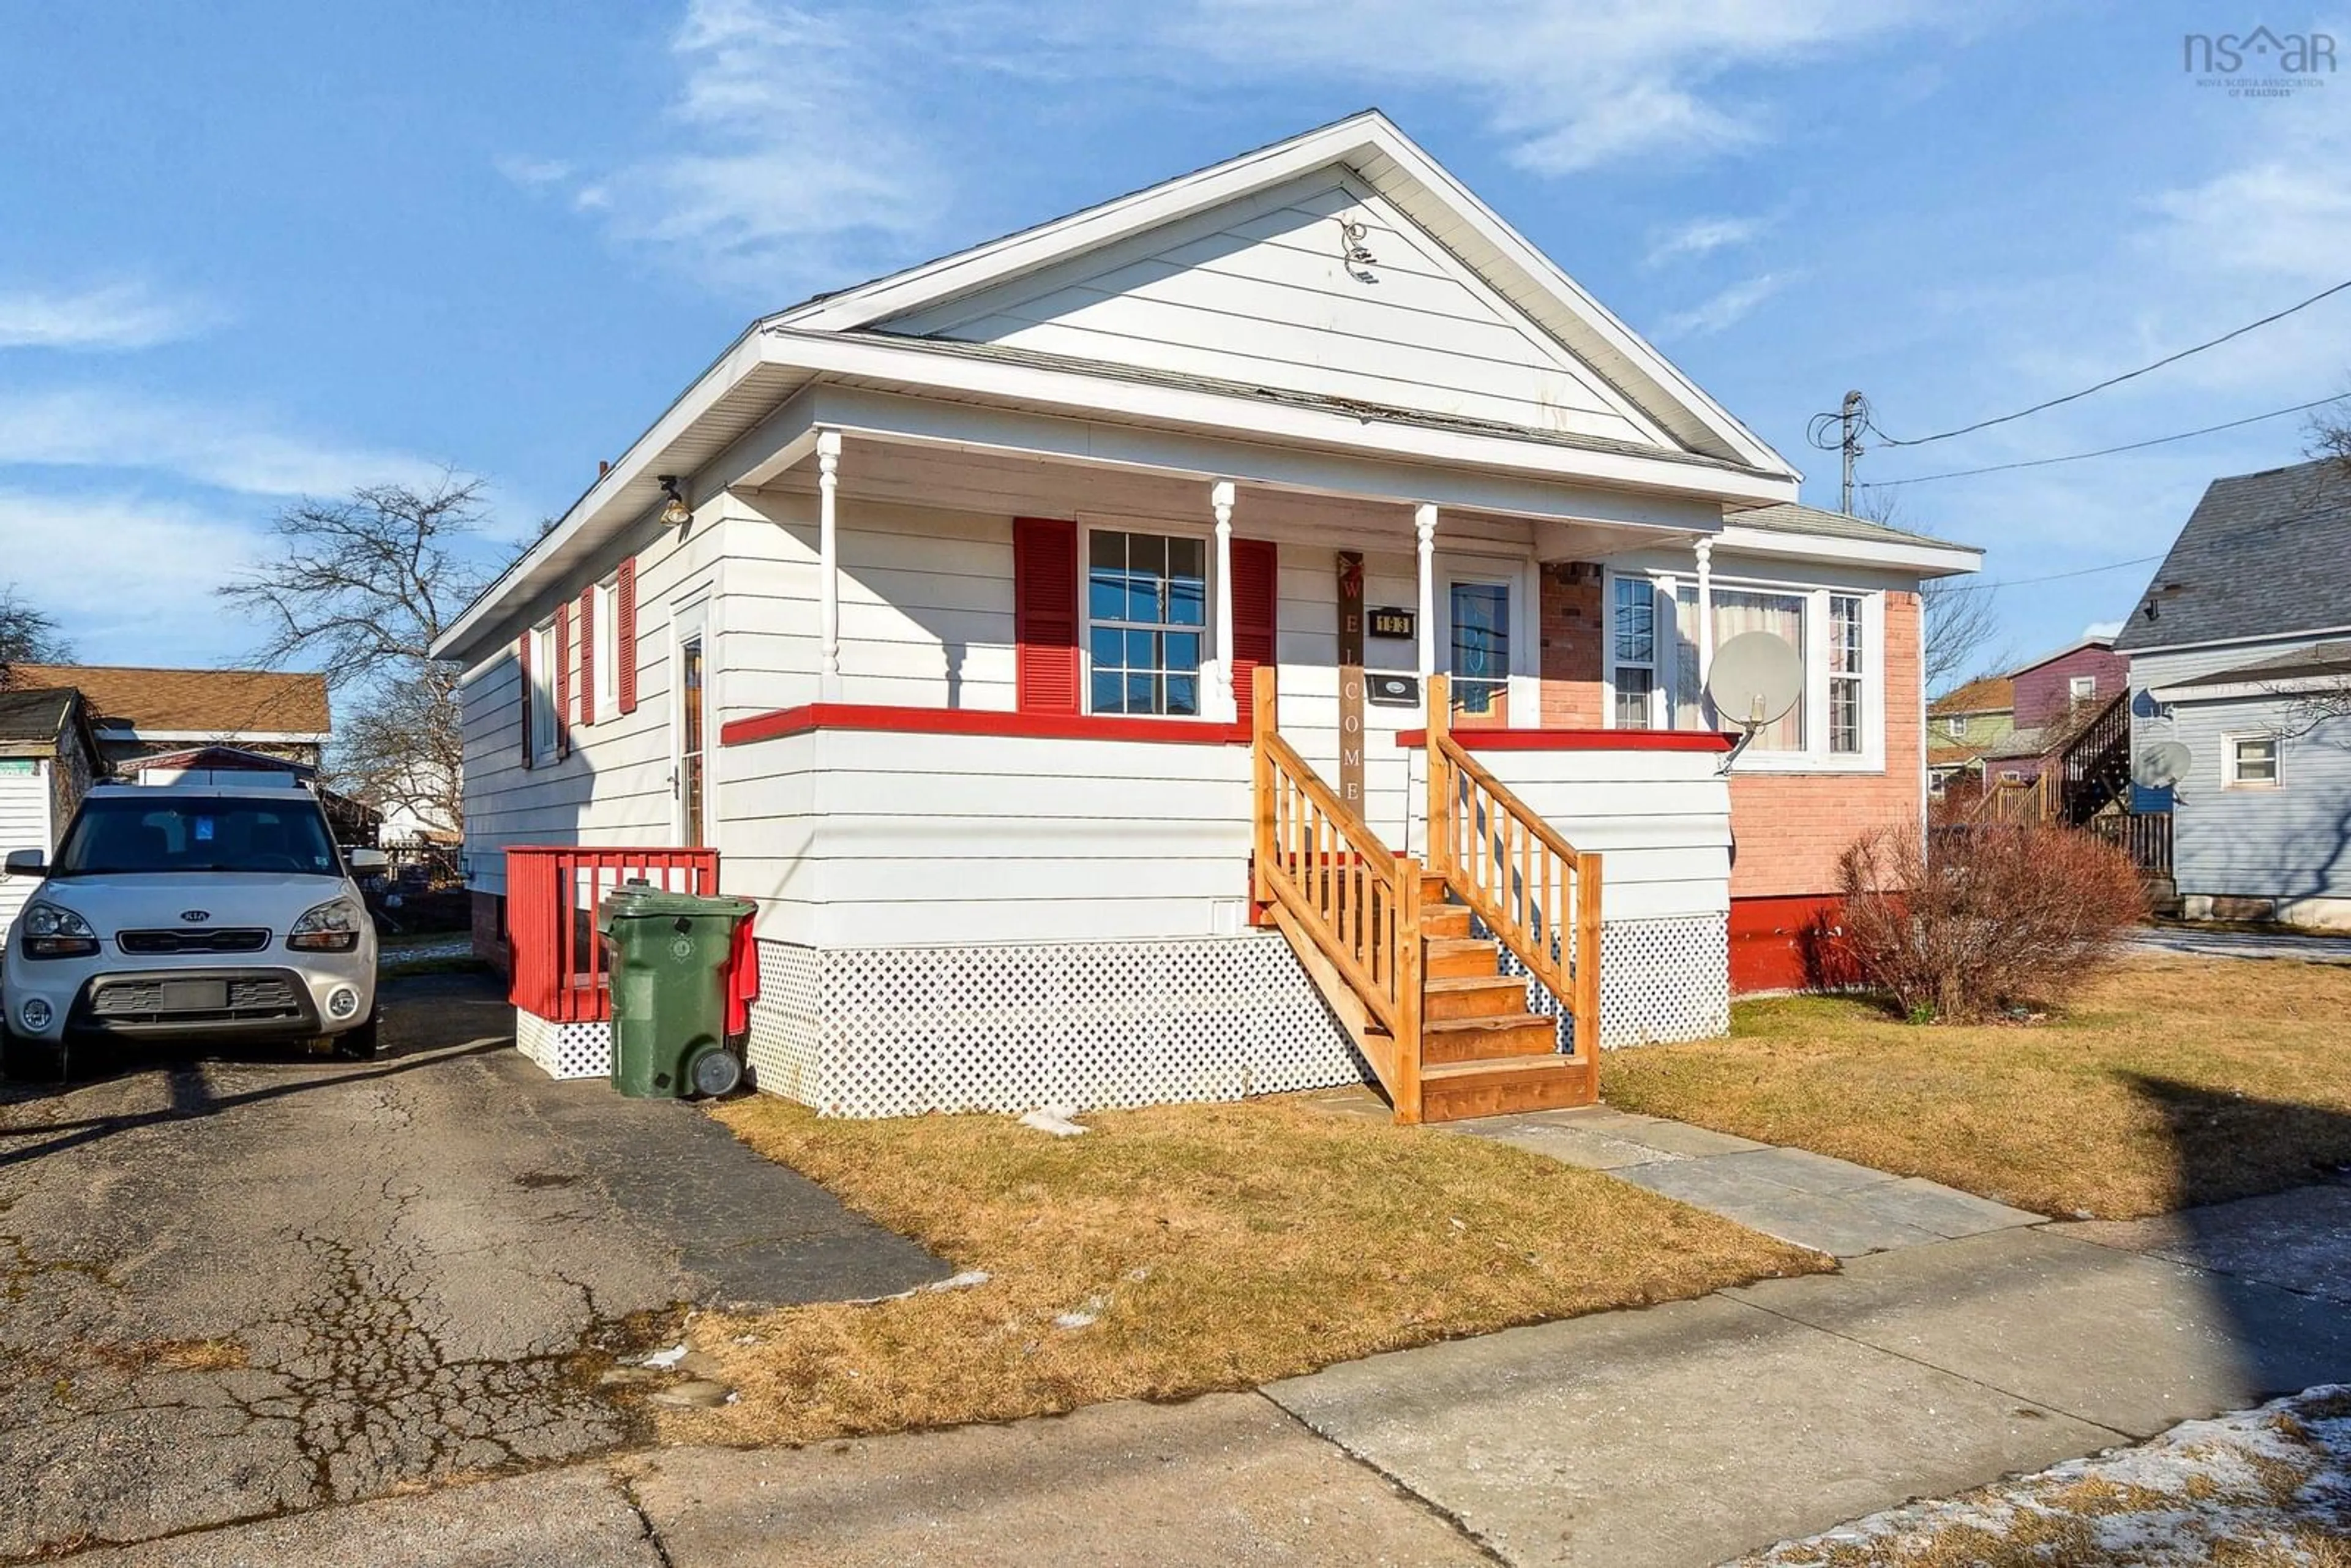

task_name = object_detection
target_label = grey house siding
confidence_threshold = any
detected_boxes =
[2132,640,2351,917]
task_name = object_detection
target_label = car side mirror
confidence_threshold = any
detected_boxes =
[4,849,46,878]
[346,847,389,872]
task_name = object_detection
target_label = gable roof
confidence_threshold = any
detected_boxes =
[2008,634,2117,678]
[1929,674,2013,716]
[6,664,330,738]
[2114,457,2351,652]
[779,111,1794,477]
[0,688,81,745]
[2200,637,2351,682]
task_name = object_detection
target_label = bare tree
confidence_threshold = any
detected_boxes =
[1854,489,2006,694]
[0,583,73,669]
[218,475,488,833]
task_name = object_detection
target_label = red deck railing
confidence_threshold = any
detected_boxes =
[507,846,721,1022]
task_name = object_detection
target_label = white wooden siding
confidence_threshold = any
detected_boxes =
[882,174,1663,447]
[1425,748,1731,923]
[0,769,47,937]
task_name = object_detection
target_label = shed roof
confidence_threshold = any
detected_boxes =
[1723,500,1969,550]
[0,688,81,745]
[2114,457,2351,652]
[6,664,329,737]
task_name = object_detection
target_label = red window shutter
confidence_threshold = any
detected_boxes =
[1013,517,1080,715]
[617,557,639,715]
[1231,538,1279,710]
[517,631,534,771]
[577,585,596,726]
[553,601,571,760]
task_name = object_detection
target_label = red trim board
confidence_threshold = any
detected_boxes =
[1395,728,1735,752]
[719,702,1252,748]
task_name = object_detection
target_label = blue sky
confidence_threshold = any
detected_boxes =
[2,1,2344,689]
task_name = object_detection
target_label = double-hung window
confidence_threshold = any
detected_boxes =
[1087,529,1206,717]
[2227,735,2280,788]
[1829,594,1864,754]
[528,621,557,763]
[1611,576,1657,729]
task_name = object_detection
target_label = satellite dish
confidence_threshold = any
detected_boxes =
[2133,740,2194,789]
[1704,631,1804,731]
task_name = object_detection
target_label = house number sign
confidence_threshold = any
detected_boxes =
[1337,552,1367,816]
[1368,606,1415,640]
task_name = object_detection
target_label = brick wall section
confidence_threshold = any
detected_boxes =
[1537,561,1606,726]
[1728,591,1923,897]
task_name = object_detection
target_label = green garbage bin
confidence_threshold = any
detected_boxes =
[598,883,757,1099]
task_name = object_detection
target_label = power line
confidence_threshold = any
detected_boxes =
[1862,394,2349,487]
[1935,553,2167,595]
[1835,276,2351,449]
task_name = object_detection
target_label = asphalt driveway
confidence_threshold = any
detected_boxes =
[0,972,945,1559]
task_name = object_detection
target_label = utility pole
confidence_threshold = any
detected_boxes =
[1839,390,1865,514]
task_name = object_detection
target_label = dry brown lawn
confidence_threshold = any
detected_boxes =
[655,1093,1823,1446]
[1607,953,2351,1220]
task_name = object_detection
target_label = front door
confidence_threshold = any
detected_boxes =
[1447,577,1512,723]
[675,618,708,848]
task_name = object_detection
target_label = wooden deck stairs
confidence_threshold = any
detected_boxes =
[1251,670,1601,1126]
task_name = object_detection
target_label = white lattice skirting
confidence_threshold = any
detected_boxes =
[516,1008,612,1081]
[743,914,1728,1117]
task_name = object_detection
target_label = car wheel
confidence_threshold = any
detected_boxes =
[332,1008,381,1060]
[686,1045,743,1099]
[0,1022,67,1083]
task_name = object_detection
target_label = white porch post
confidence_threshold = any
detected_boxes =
[1211,479,1237,722]
[1693,536,1715,706]
[1414,504,1438,681]
[817,429,842,700]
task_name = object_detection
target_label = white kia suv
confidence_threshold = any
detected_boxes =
[1,779,384,1078]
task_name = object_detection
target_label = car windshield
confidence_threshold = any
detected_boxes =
[51,797,342,877]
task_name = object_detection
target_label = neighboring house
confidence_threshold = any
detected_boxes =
[2117,457,2351,929]
[1927,673,2014,790]
[6,664,331,771]
[432,112,1981,1120]
[0,688,105,937]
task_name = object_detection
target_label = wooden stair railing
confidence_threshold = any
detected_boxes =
[1422,676,1603,1098]
[1250,668,1427,1122]
[2058,691,2132,825]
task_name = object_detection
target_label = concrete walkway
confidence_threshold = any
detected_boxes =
[2127,924,2351,963]
[1456,1105,2042,1258]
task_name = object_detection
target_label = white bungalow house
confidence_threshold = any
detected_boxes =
[433,112,1980,1122]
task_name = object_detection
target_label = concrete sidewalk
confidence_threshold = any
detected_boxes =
[59,1181,2351,1567]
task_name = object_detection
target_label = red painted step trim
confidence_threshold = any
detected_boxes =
[719,702,1252,748]
[1394,727,1735,752]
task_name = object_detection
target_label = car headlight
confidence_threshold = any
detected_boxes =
[288,898,365,953]
[20,901,98,959]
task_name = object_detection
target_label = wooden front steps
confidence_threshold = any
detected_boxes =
[1411,872,1593,1123]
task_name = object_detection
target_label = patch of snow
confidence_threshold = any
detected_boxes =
[1018,1105,1087,1137]
[1742,1385,2351,1565]
[639,1343,689,1370]
[928,1269,991,1292]
[1054,1294,1108,1330]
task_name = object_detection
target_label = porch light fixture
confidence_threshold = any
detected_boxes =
[658,475,691,528]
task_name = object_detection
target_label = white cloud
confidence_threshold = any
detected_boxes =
[495,154,574,189]
[1172,0,1941,173]
[0,489,268,663]
[0,281,217,351]
[572,0,937,291]
[1654,272,1794,339]
[2082,618,2124,639]
[1646,214,1771,267]
[0,388,446,497]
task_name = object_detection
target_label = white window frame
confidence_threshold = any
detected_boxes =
[528,620,557,764]
[1603,566,1888,773]
[1077,517,1217,721]
[593,574,619,720]
[2069,673,2098,702]
[1605,572,1663,730]
[2222,732,2281,789]
[1941,714,1968,739]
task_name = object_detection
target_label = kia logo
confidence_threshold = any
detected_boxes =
[179,910,211,923]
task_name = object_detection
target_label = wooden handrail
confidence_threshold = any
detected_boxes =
[1251,667,1423,1121]
[1423,676,1602,1081]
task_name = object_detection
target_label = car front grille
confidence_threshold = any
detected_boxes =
[117,928,272,955]
[88,975,304,1021]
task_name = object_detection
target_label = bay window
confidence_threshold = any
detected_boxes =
[1608,569,1883,767]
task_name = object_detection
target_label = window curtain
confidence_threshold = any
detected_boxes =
[1671,587,1805,749]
